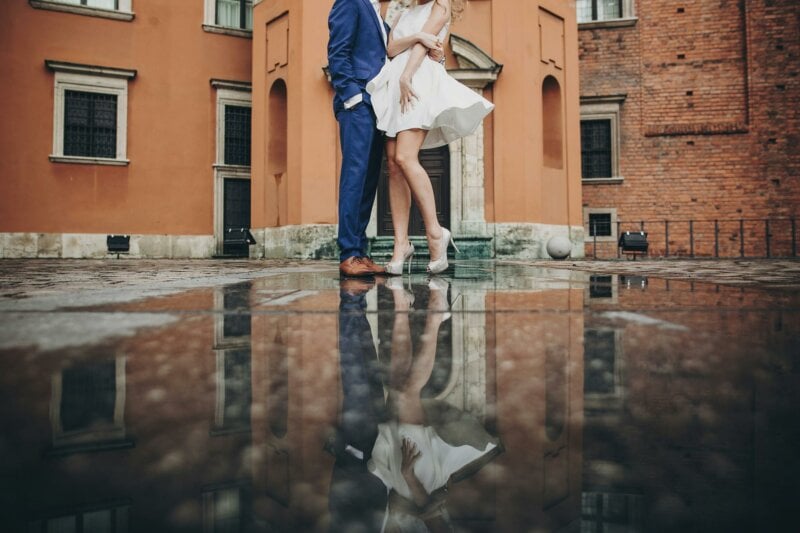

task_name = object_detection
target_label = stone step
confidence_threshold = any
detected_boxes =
[368,236,493,260]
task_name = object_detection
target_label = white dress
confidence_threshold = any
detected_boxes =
[367,2,495,149]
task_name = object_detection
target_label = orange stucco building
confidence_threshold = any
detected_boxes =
[0,0,583,259]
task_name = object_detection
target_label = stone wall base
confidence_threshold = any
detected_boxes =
[251,224,338,259]
[1,224,585,260]
[0,232,215,258]
[491,223,586,259]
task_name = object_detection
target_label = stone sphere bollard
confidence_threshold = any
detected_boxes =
[546,236,572,260]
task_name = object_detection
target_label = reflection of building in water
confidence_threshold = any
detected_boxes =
[202,481,252,533]
[476,266,586,530]
[213,283,253,435]
[581,276,800,530]
[28,500,132,533]
[49,356,131,455]
[6,270,798,531]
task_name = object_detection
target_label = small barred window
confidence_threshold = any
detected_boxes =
[581,119,612,179]
[64,90,118,159]
[224,105,252,166]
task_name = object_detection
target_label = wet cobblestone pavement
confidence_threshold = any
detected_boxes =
[522,258,800,288]
[1,259,798,532]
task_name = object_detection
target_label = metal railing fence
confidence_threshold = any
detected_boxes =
[586,217,798,259]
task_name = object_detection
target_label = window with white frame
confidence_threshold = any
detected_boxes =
[47,60,135,165]
[48,357,132,455]
[584,207,618,242]
[580,95,625,182]
[30,0,134,20]
[214,84,252,167]
[202,485,246,532]
[576,0,633,23]
[204,0,253,34]
[212,81,252,255]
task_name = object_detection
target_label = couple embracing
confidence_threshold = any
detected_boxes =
[328,0,493,278]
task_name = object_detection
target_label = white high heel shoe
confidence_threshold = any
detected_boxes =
[426,228,459,275]
[427,277,451,321]
[385,242,415,276]
[386,276,415,307]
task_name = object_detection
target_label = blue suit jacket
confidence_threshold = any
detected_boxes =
[328,0,388,110]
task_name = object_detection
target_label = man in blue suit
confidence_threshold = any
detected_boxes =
[328,0,390,277]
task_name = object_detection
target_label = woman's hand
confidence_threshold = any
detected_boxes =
[416,31,442,51]
[400,437,421,478]
[399,75,417,114]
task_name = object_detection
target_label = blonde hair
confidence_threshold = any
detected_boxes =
[385,0,466,27]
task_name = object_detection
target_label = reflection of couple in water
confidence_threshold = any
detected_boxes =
[329,277,502,532]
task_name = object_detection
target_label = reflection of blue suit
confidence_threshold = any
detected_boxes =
[328,0,388,262]
[329,287,388,532]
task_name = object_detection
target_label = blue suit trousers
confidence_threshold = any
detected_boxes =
[336,102,384,262]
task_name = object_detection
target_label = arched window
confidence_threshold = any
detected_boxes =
[268,79,287,176]
[542,76,564,169]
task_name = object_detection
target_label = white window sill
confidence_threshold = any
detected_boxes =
[585,236,617,243]
[202,24,253,39]
[50,155,129,166]
[579,17,638,30]
[213,164,251,171]
[30,0,134,21]
[582,176,624,184]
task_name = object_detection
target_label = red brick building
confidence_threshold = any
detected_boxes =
[578,0,800,258]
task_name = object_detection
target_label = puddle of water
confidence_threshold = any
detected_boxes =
[0,264,798,532]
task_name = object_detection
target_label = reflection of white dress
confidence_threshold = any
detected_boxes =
[367,2,494,149]
[369,422,498,501]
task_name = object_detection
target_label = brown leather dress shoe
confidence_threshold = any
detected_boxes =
[340,278,375,296]
[339,256,374,278]
[360,256,386,275]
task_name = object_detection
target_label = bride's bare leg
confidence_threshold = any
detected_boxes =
[388,285,413,392]
[394,129,445,262]
[393,291,448,426]
[385,139,412,264]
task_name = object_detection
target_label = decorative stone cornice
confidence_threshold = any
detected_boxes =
[211,79,252,92]
[580,94,627,105]
[449,33,502,89]
[578,17,638,30]
[450,34,501,71]
[45,60,137,79]
[30,0,134,21]
[202,24,252,39]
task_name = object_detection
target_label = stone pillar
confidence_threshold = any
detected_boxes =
[452,100,488,238]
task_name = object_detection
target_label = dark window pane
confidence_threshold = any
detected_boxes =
[602,0,623,20]
[61,361,116,432]
[588,213,612,237]
[64,90,117,158]
[584,330,616,394]
[581,119,612,178]
[224,105,251,166]
[222,349,252,429]
[223,282,252,337]
[589,275,613,298]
